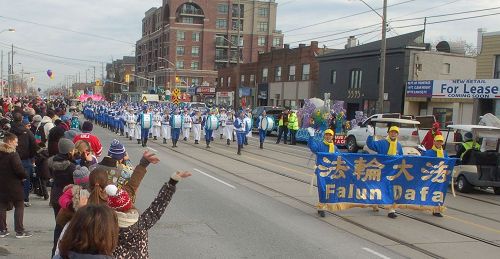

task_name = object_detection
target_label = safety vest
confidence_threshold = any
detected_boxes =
[460,141,480,159]
[288,113,299,130]
[278,117,284,127]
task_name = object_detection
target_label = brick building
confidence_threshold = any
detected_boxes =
[218,41,333,108]
[135,0,283,95]
[104,56,136,101]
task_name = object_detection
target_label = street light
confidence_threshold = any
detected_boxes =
[215,35,242,109]
[158,57,176,91]
[0,28,15,34]
[350,0,387,113]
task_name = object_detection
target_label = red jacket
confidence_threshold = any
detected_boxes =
[421,129,442,150]
[73,133,103,157]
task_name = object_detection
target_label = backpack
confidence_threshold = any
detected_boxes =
[35,122,47,144]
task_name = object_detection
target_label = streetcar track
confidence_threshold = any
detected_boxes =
[104,127,500,256]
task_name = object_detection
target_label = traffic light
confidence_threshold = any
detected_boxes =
[125,74,130,83]
[175,76,180,83]
[95,79,101,86]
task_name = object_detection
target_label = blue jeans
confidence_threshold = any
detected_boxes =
[21,160,33,202]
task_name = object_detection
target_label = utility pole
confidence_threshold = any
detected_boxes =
[234,0,242,110]
[93,66,96,82]
[377,0,387,114]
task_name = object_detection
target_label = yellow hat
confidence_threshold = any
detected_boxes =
[434,134,444,142]
[389,126,399,133]
[324,129,334,135]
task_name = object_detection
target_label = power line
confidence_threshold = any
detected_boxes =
[283,0,417,33]
[391,11,500,29]
[286,23,380,44]
[0,41,104,63]
[391,6,500,22]
[0,15,135,46]
[389,0,462,20]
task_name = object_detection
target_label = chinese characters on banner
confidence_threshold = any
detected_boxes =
[315,153,457,212]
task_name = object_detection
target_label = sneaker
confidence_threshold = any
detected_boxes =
[24,202,31,207]
[0,230,9,238]
[433,212,443,217]
[15,231,32,239]
[387,212,397,219]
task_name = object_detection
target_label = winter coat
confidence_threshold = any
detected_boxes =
[366,136,404,156]
[0,143,27,202]
[35,148,51,180]
[48,154,76,207]
[48,126,66,157]
[421,129,442,150]
[41,116,55,140]
[52,251,113,259]
[10,122,37,160]
[113,179,178,259]
[423,148,449,158]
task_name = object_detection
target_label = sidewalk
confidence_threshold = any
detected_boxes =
[1,194,54,258]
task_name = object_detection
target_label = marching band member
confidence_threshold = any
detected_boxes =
[234,111,247,155]
[307,128,339,217]
[152,109,162,140]
[192,110,202,144]
[161,110,171,144]
[134,109,142,145]
[423,134,448,217]
[203,109,219,148]
[127,109,137,141]
[243,109,252,145]
[257,111,269,149]
[224,110,235,145]
[137,106,153,147]
[170,109,182,148]
[218,108,228,140]
[366,125,403,219]
[182,109,192,141]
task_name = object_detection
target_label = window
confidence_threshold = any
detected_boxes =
[218,4,229,14]
[288,65,296,80]
[349,69,363,89]
[262,68,268,82]
[220,77,224,87]
[231,20,243,31]
[273,37,281,47]
[241,75,245,83]
[330,70,337,84]
[192,46,200,56]
[216,19,227,29]
[442,63,451,74]
[495,55,500,79]
[302,64,310,80]
[176,46,185,55]
[181,17,194,24]
[215,49,226,60]
[258,36,266,46]
[176,31,185,41]
[192,32,201,42]
[258,22,268,32]
[232,4,244,18]
[191,61,199,70]
[250,74,255,82]
[258,7,269,17]
[433,108,453,128]
[275,66,282,81]
[176,60,184,69]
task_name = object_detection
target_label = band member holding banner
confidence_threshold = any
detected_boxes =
[161,111,171,144]
[258,111,273,149]
[225,110,235,145]
[138,107,153,147]
[307,128,339,217]
[366,125,403,219]
[192,110,202,145]
[203,109,219,148]
[423,134,448,217]
[234,111,247,155]
[170,109,182,148]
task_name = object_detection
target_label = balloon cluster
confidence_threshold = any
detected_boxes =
[47,70,54,79]
[297,99,316,128]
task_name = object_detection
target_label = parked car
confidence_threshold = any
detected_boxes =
[346,114,421,153]
[188,102,208,112]
[251,106,285,134]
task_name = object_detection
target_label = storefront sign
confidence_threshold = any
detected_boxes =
[406,79,500,99]
[196,87,215,94]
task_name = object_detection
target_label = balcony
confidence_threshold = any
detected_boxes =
[179,8,204,17]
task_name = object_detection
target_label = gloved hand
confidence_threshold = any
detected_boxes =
[307,127,315,137]
[367,125,375,136]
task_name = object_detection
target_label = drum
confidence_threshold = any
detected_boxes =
[205,116,219,131]
[260,117,275,131]
[142,113,152,129]
[172,115,182,128]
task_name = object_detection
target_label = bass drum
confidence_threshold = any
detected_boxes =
[172,115,182,128]
[260,117,275,131]
[142,114,152,129]
[205,116,219,131]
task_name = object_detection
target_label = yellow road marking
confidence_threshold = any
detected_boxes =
[444,214,500,234]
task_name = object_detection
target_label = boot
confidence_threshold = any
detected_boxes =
[129,136,132,140]
[172,140,177,148]
[237,144,241,155]
[183,137,187,141]
[206,141,210,148]
[141,140,145,147]
[259,142,263,149]
[227,139,230,145]
[126,132,129,138]
[163,138,167,144]
[144,139,148,147]
[220,134,223,139]
[195,140,199,144]
[154,136,157,140]
[137,139,141,144]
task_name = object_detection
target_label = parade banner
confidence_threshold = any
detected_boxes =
[315,153,456,212]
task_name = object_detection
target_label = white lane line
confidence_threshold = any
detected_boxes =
[362,248,390,259]
[147,147,158,152]
[193,168,236,189]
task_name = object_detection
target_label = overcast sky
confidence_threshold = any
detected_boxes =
[0,0,498,91]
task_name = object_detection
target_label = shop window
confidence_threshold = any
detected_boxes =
[433,108,453,128]
[495,55,500,79]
